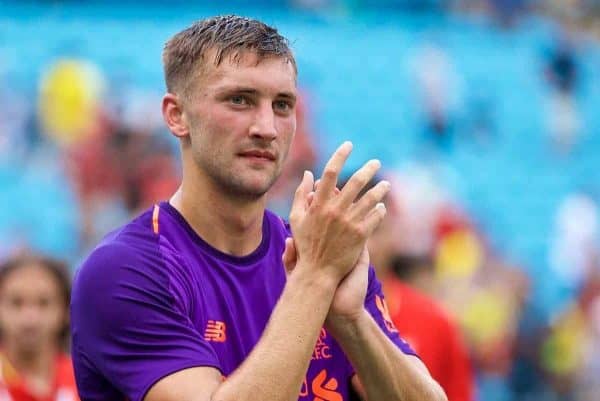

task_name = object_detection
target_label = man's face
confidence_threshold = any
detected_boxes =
[0,264,65,355]
[182,51,297,199]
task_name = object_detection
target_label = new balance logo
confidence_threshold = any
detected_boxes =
[204,320,226,342]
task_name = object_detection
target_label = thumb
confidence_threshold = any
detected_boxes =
[290,170,314,215]
[357,244,370,271]
[282,237,297,274]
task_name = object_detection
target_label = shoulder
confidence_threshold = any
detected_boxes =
[396,282,457,329]
[72,208,174,308]
[76,212,159,277]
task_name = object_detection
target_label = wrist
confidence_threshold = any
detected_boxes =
[287,262,339,296]
[326,308,371,340]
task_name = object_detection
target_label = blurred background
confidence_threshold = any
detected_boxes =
[1,1,600,400]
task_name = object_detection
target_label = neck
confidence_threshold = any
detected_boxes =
[3,340,56,384]
[171,168,267,257]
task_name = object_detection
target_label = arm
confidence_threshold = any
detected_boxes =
[282,168,445,401]
[281,244,446,401]
[323,257,446,401]
[148,142,388,401]
[336,310,447,401]
[321,260,447,401]
[148,266,338,401]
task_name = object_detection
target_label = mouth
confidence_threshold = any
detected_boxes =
[238,150,277,161]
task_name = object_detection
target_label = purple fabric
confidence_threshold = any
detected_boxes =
[71,201,417,401]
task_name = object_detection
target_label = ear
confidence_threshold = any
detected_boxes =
[162,93,189,138]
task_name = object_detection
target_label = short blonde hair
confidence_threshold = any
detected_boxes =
[162,15,296,96]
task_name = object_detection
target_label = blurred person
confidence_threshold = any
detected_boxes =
[66,101,179,251]
[411,38,463,151]
[541,0,585,28]
[371,168,528,401]
[540,254,600,401]
[388,254,476,401]
[0,255,78,401]
[549,191,598,291]
[362,175,475,401]
[0,62,80,261]
[71,15,446,401]
[508,300,553,401]
[573,263,600,401]
[487,0,530,27]
[543,27,581,153]
[456,258,528,401]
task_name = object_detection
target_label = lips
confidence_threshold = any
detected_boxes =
[238,150,276,161]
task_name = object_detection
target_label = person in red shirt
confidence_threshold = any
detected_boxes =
[365,178,475,401]
[384,255,474,401]
[0,255,79,401]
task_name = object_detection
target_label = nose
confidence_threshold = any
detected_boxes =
[249,103,277,140]
[22,303,43,322]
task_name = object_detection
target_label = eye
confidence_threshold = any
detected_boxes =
[9,296,24,309]
[229,95,248,105]
[38,297,50,309]
[273,100,292,112]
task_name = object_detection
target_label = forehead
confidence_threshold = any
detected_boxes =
[197,51,297,96]
[1,264,59,293]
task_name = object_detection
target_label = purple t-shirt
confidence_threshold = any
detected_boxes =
[71,201,416,401]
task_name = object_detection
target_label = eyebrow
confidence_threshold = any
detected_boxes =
[217,86,297,101]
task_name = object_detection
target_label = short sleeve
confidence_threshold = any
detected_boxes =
[364,267,419,358]
[71,241,221,401]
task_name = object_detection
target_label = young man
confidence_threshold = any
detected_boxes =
[70,16,447,401]
[0,255,79,401]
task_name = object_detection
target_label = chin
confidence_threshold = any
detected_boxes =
[239,183,273,199]
[16,340,44,356]
[231,173,279,198]
[219,179,270,200]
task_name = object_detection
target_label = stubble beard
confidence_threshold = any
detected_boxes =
[187,119,291,202]
[195,150,283,201]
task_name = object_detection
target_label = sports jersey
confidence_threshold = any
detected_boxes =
[0,352,79,401]
[71,201,416,401]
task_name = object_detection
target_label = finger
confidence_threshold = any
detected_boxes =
[336,159,382,208]
[306,191,315,207]
[290,170,315,215]
[314,179,340,196]
[350,180,390,219]
[362,202,387,236]
[314,141,352,203]
[282,237,297,274]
